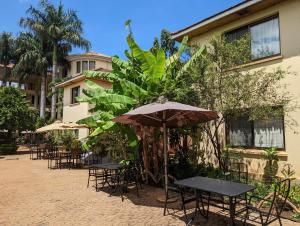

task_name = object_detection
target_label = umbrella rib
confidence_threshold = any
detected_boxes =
[142,114,162,122]
[166,111,187,122]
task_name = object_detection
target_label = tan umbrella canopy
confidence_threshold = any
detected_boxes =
[113,101,219,194]
[36,121,88,133]
[60,122,89,129]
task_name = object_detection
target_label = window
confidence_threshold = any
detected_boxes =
[250,17,280,60]
[82,61,88,72]
[225,16,280,60]
[71,86,80,104]
[227,115,284,149]
[89,61,96,70]
[76,61,81,74]
[226,26,249,43]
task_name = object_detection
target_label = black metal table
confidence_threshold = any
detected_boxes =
[92,163,122,188]
[175,176,255,226]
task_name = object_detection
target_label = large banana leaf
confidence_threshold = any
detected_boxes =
[81,80,136,105]
[119,79,148,99]
[77,112,116,131]
[121,126,139,148]
[84,70,119,83]
[90,121,115,136]
[127,34,166,84]
[166,36,188,69]
[176,45,207,80]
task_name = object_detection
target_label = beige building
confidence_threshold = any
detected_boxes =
[56,51,112,139]
[172,0,300,178]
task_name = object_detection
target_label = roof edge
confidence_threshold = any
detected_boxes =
[56,67,112,88]
[171,0,263,40]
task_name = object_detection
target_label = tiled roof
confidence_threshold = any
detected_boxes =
[68,51,111,59]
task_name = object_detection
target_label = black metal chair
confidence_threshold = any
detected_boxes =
[95,168,110,191]
[109,165,140,201]
[29,144,37,160]
[240,178,291,226]
[226,162,249,205]
[47,146,56,169]
[225,162,249,184]
[87,166,97,188]
[163,175,196,220]
[69,149,83,169]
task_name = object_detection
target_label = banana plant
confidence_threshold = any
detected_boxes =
[77,22,206,152]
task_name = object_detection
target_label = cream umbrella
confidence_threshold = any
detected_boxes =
[35,121,74,133]
[36,121,88,133]
[60,122,89,129]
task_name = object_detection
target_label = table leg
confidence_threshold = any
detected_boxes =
[229,197,236,226]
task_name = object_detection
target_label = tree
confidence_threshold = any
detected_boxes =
[20,0,91,119]
[14,32,49,119]
[0,87,37,142]
[151,29,178,58]
[160,29,178,57]
[0,32,15,86]
[77,21,209,180]
[182,34,293,170]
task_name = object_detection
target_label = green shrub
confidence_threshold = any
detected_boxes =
[0,144,17,155]
[289,184,300,208]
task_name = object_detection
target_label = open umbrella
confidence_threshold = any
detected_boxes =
[113,101,218,194]
[36,121,88,133]
[60,122,89,129]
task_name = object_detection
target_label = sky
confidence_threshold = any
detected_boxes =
[0,0,243,58]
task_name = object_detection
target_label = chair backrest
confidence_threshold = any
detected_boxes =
[225,162,248,184]
[275,178,291,216]
[265,178,291,223]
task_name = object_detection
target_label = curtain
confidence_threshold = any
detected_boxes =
[228,117,253,146]
[82,61,88,72]
[254,117,284,148]
[250,17,280,59]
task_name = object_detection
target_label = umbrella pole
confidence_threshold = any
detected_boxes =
[163,111,168,195]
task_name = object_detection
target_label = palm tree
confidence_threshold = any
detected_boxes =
[0,32,15,86]
[14,32,48,119]
[20,0,91,119]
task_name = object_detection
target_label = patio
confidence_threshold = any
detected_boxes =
[0,154,298,226]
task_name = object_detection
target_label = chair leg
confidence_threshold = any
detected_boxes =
[139,178,143,189]
[243,208,249,226]
[135,182,139,197]
[121,180,125,202]
[135,177,139,197]
[259,212,264,226]
[182,201,188,222]
[278,216,283,226]
[163,191,169,216]
[95,176,98,192]
[87,172,90,188]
